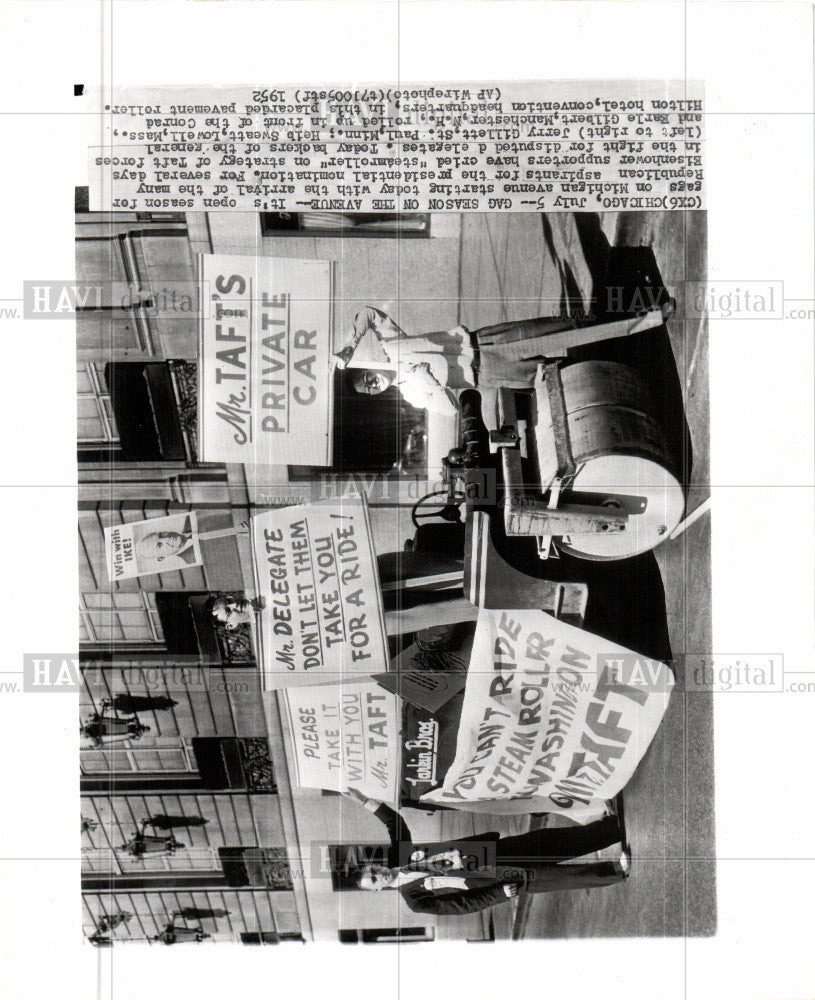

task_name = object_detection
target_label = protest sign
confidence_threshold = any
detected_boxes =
[104,512,201,580]
[198,254,333,465]
[280,680,400,803]
[421,608,673,818]
[251,495,388,687]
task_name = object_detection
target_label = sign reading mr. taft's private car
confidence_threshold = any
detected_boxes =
[198,254,333,465]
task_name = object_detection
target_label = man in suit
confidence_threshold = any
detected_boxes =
[346,791,630,916]
[335,302,672,421]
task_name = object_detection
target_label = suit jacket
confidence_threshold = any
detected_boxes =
[173,542,198,565]
[374,803,499,867]
[399,858,622,915]
[166,517,196,565]
[373,804,509,916]
[372,805,623,916]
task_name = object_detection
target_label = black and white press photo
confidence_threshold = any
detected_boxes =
[3,4,815,999]
[77,206,712,944]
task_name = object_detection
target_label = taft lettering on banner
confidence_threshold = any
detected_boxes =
[421,608,674,818]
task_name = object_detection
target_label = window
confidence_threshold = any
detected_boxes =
[74,223,196,355]
[79,591,163,644]
[77,362,118,444]
[289,369,426,479]
[78,362,199,464]
[339,927,434,944]
[260,212,430,238]
[80,744,194,774]
[78,362,157,461]
[240,932,303,945]
[74,235,155,354]
[150,591,256,664]
[219,847,293,890]
[192,737,276,792]
[151,591,202,654]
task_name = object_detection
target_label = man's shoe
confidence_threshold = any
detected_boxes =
[661,296,677,320]
[605,793,626,830]
[618,845,632,878]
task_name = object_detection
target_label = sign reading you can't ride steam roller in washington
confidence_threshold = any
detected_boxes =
[198,253,333,465]
[422,608,674,819]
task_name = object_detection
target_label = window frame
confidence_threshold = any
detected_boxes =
[79,590,164,646]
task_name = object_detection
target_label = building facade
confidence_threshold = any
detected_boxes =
[77,205,558,944]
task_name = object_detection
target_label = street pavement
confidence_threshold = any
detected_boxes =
[459,213,715,938]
